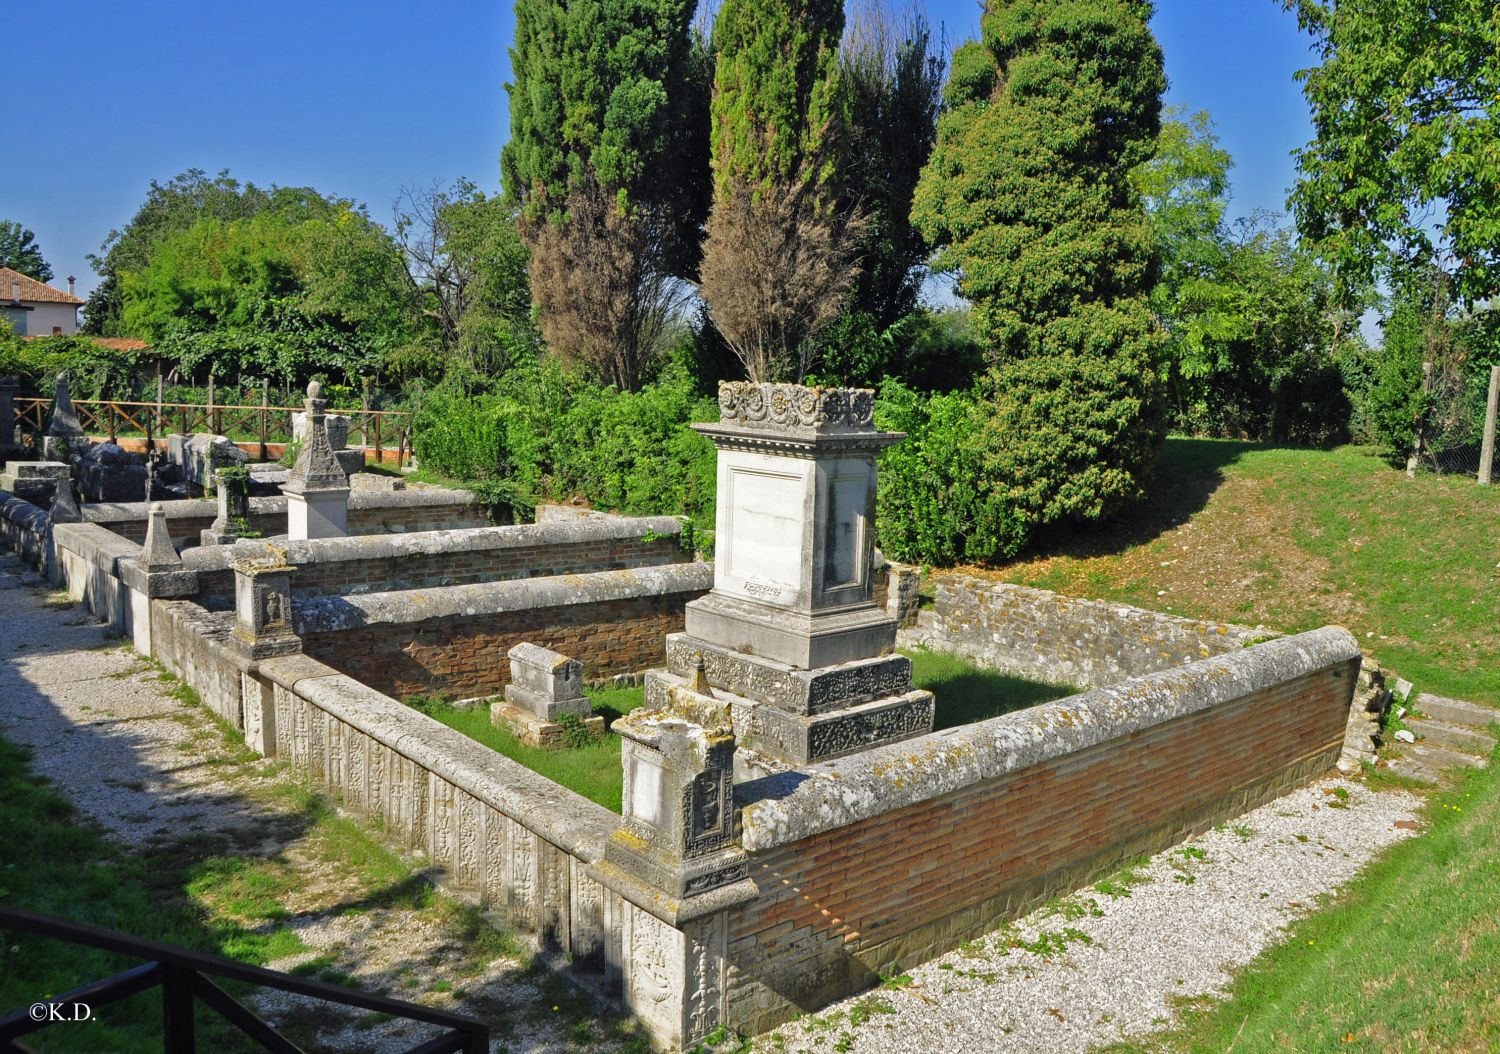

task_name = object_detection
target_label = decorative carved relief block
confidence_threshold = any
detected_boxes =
[510,824,537,925]
[685,912,730,1046]
[456,790,480,888]
[482,806,507,909]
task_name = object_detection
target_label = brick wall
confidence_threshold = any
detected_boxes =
[194,534,681,604]
[303,591,694,700]
[723,658,1354,1033]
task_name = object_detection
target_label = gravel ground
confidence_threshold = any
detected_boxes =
[758,777,1423,1053]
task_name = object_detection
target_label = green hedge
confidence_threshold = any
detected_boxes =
[413,360,718,523]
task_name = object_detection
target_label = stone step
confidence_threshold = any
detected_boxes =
[1381,757,1441,785]
[1404,742,1487,772]
[1406,716,1497,757]
[1414,693,1499,730]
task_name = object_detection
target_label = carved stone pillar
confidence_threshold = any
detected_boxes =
[646,383,934,772]
[283,381,350,540]
[119,503,199,656]
[228,543,302,660]
[202,467,252,546]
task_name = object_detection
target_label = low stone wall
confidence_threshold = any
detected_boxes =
[0,492,51,568]
[182,516,689,604]
[299,563,712,699]
[724,627,1360,1034]
[905,574,1271,689]
[50,522,143,639]
[86,486,488,548]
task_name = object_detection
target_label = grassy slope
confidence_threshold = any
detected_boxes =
[418,656,1074,812]
[972,440,1500,1052]
[972,441,1499,705]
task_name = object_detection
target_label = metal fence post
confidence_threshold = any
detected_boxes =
[1480,364,1500,486]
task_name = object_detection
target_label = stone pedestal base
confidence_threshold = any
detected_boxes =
[490,700,604,749]
[684,592,898,670]
[645,668,933,766]
[286,487,349,539]
[0,461,71,503]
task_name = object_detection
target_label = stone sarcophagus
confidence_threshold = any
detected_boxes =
[645,383,935,772]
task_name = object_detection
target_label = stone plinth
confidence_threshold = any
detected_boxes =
[504,642,589,720]
[283,382,349,540]
[166,433,249,490]
[660,383,935,767]
[0,461,71,504]
[202,467,253,546]
[228,542,302,661]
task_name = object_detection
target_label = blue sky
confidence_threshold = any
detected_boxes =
[2,0,1316,299]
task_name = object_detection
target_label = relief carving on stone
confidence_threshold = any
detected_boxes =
[686,913,729,1043]
[457,792,479,884]
[629,908,676,1007]
[512,825,537,919]
[807,696,935,758]
[719,382,875,431]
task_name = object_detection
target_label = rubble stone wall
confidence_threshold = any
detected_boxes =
[906,574,1272,689]
[723,627,1359,1035]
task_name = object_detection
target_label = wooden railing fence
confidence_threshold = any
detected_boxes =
[11,398,413,467]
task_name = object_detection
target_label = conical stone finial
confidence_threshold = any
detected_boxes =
[686,651,713,696]
[49,478,81,523]
[47,370,83,437]
[143,502,183,571]
[286,381,347,492]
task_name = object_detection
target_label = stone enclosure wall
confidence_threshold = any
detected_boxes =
[0,485,1364,1052]
[905,574,1272,689]
[86,487,489,548]
[298,565,711,700]
[182,516,690,604]
[724,627,1359,1034]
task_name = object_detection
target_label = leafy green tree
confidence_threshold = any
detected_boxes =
[898,0,1166,564]
[837,3,946,332]
[120,197,415,383]
[84,170,272,335]
[699,0,864,380]
[503,0,708,389]
[393,180,540,380]
[0,221,54,283]
[1283,0,1500,307]
[1133,111,1360,442]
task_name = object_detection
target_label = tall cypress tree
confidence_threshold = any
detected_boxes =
[900,0,1167,556]
[698,0,862,381]
[503,0,708,389]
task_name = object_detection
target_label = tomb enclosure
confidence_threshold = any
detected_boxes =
[0,380,1371,1051]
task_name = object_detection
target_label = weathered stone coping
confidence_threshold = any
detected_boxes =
[257,654,621,864]
[179,515,687,575]
[293,563,713,632]
[84,486,478,525]
[736,626,1360,852]
[0,491,52,535]
[51,520,143,575]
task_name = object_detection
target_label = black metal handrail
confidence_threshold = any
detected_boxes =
[0,905,488,1053]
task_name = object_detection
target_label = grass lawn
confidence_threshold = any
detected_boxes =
[969,440,1500,706]
[413,653,1073,813]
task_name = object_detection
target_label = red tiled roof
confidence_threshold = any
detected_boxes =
[89,337,151,351]
[0,267,85,306]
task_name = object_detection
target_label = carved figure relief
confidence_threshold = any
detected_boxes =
[629,909,676,1006]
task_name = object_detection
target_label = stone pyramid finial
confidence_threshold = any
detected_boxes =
[47,370,83,437]
[286,382,348,492]
[143,502,183,571]
[49,477,81,523]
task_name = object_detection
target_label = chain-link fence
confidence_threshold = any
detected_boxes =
[1419,363,1499,481]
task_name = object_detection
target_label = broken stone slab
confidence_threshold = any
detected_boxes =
[489,698,605,749]
[0,461,71,504]
[167,433,249,487]
[291,409,350,450]
[75,442,149,503]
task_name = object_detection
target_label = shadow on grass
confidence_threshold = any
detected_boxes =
[1014,437,1273,563]
[908,649,1074,731]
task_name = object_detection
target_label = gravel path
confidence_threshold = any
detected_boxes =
[758,777,1423,1053]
